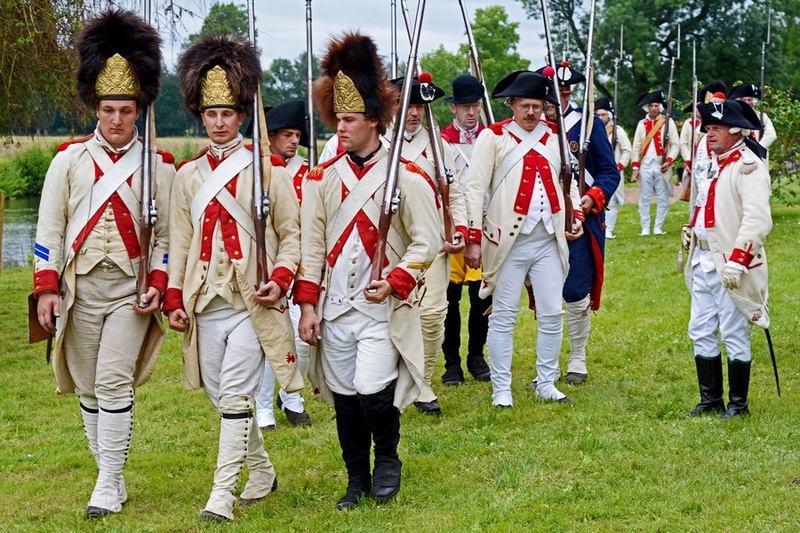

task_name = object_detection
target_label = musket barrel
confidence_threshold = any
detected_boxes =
[458,0,494,125]
[305,0,317,167]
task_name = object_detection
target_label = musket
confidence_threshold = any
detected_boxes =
[540,0,575,233]
[371,0,428,285]
[247,0,272,289]
[661,56,676,168]
[458,0,494,125]
[399,0,458,246]
[577,0,597,195]
[137,0,157,308]
[612,26,622,152]
[758,4,771,142]
[304,0,317,167]
[390,0,399,78]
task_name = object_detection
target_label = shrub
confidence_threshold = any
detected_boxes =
[0,144,56,197]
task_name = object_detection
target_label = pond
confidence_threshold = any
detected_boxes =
[2,196,39,268]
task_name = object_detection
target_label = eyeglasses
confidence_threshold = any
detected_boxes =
[456,103,482,111]
[513,102,543,113]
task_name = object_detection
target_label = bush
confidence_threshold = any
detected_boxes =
[765,88,800,204]
[0,144,56,197]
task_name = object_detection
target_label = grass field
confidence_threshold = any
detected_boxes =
[1,201,799,532]
[0,136,208,163]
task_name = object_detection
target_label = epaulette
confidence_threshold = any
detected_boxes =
[440,124,460,144]
[740,148,757,174]
[307,152,344,181]
[157,149,175,165]
[490,118,513,135]
[178,146,209,170]
[402,159,426,177]
[544,118,558,133]
[57,134,93,152]
[270,153,286,167]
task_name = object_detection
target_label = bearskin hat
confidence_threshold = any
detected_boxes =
[75,9,163,109]
[178,33,262,117]
[313,32,398,134]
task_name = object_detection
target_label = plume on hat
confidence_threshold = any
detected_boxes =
[178,34,262,117]
[75,9,163,109]
[313,32,398,133]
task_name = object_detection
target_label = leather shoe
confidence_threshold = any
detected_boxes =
[413,400,442,415]
[199,510,229,523]
[372,457,401,501]
[336,484,369,510]
[277,397,312,426]
[527,379,538,391]
[557,396,575,405]
[86,506,113,519]
[686,401,725,417]
[260,424,276,431]
[441,367,464,386]
[721,406,750,420]
[467,356,491,381]
[565,372,587,385]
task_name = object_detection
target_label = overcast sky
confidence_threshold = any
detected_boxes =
[156,0,548,72]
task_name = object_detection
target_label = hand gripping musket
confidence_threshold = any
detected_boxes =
[399,0,459,246]
[540,0,575,233]
[305,0,317,167]
[370,0,428,285]
[577,0,597,195]
[458,0,494,125]
[137,0,157,308]
[247,0,272,289]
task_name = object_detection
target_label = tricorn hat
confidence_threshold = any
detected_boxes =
[535,60,585,87]
[391,74,446,104]
[729,83,760,100]
[313,32,398,135]
[178,34,262,117]
[266,101,310,148]
[698,93,763,132]
[492,71,558,104]
[75,9,163,109]
[635,90,665,108]
[683,79,727,113]
[595,97,614,114]
[445,74,484,104]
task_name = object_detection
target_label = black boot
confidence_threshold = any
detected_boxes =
[358,383,401,502]
[721,359,751,420]
[442,282,465,385]
[466,281,491,381]
[332,393,372,510]
[687,355,725,417]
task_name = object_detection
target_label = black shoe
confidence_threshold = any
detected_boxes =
[277,397,312,426]
[467,356,491,381]
[686,401,725,417]
[721,406,750,420]
[86,506,113,519]
[527,379,538,391]
[565,372,587,385]
[413,400,442,415]
[199,510,230,523]
[441,367,464,386]
[336,484,369,510]
[372,457,401,501]
[557,396,575,405]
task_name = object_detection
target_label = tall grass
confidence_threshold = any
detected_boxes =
[1,201,799,532]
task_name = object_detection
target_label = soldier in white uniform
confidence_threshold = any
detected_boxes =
[295,32,440,510]
[34,10,173,519]
[166,34,303,522]
[594,97,631,239]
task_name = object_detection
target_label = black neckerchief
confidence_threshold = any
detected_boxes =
[347,144,382,168]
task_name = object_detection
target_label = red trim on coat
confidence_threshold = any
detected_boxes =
[729,247,755,268]
[386,267,417,300]
[269,265,295,294]
[57,134,93,152]
[33,269,59,296]
[148,270,168,294]
[162,287,184,312]
[198,153,243,262]
[292,279,319,306]
[586,185,607,212]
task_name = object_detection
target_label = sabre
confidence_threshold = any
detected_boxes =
[458,0,494,125]
[304,0,317,167]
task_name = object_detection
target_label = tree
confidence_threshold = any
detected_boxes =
[263,51,325,138]
[0,0,84,136]
[186,2,248,45]
[420,5,530,126]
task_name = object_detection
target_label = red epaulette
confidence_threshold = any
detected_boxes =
[440,124,460,144]
[157,149,175,165]
[401,157,426,177]
[543,118,558,133]
[270,154,286,167]
[178,146,209,170]
[57,134,93,152]
[489,118,513,135]
[307,151,345,181]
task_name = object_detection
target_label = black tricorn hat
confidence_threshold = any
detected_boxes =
[492,71,558,104]
[729,83,760,100]
[178,33,262,117]
[266,101,310,148]
[445,74,484,104]
[635,90,665,108]
[595,97,614,114]
[535,61,585,87]
[75,9,163,109]
[391,74,446,104]
[698,98,763,131]
[683,79,727,113]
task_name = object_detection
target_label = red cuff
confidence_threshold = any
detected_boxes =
[729,248,755,268]
[574,209,586,222]
[617,162,624,171]
[632,161,640,169]
[386,267,417,300]
[666,157,674,165]
[269,266,295,294]
[162,287,185,312]
[455,225,468,240]
[292,279,320,306]
[684,160,692,167]
[33,269,59,297]
[148,270,168,295]
[586,185,607,212]
[467,227,482,245]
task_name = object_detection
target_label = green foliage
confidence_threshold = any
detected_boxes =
[263,52,325,138]
[186,2,249,45]
[0,144,55,197]
[765,88,800,203]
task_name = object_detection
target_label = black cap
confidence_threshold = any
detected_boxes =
[445,74,484,104]
[266,101,309,148]
[391,75,446,104]
[491,71,558,104]
[683,80,727,113]
[635,90,665,108]
[729,83,760,100]
[595,97,613,114]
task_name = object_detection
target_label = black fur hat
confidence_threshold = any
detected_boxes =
[178,33,262,117]
[75,9,163,109]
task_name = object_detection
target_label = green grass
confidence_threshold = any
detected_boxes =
[2,201,800,532]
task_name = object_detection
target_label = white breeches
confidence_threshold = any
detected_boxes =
[638,159,670,230]
[605,172,625,232]
[418,250,448,402]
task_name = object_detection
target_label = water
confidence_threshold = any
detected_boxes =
[2,196,39,268]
